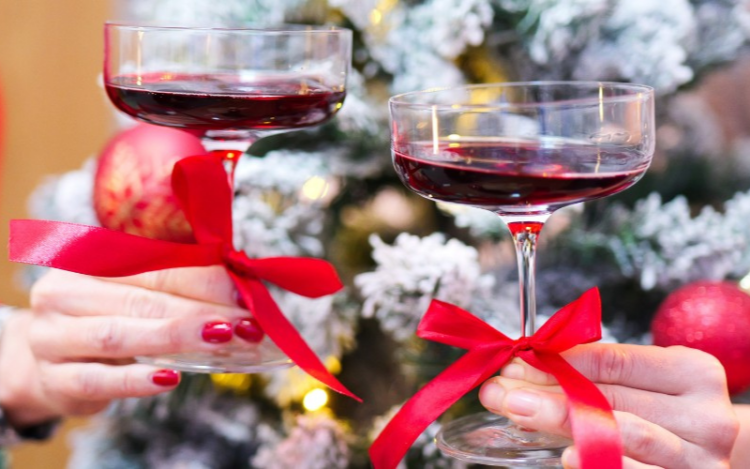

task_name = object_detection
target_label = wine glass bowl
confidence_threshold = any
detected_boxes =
[389,82,655,466]
[390,82,654,216]
[104,23,351,149]
[103,23,352,374]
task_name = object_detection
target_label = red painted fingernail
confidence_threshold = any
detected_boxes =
[151,369,180,387]
[202,321,233,343]
[235,317,264,343]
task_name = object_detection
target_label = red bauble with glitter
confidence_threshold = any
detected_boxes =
[652,281,750,395]
[93,124,205,242]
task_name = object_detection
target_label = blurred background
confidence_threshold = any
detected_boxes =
[3,0,750,467]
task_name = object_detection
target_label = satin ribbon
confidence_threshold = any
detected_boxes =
[9,154,360,402]
[370,288,622,469]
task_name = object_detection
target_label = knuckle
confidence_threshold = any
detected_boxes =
[124,288,167,319]
[29,278,56,313]
[88,319,125,355]
[73,369,102,399]
[201,267,232,303]
[556,402,572,431]
[30,270,74,312]
[624,419,658,457]
[599,385,621,411]
[140,270,170,292]
[118,371,140,397]
[697,355,727,384]
[704,411,740,451]
[669,346,728,392]
[593,346,631,384]
[27,317,49,354]
[162,318,185,352]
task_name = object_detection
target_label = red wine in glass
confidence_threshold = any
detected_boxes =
[393,139,648,212]
[105,73,346,132]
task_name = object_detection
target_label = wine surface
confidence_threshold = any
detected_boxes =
[393,140,648,212]
[105,73,346,131]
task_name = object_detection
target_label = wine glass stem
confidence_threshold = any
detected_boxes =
[502,216,549,337]
[209,149,242,191]
[202,135,257,191]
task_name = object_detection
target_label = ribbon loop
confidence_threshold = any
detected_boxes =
[243,257,344,298]
[369,287,622,469]
[417,300,510,349]
[10,155,359,402]
[172,154,234,245]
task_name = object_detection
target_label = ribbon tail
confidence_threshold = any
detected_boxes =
[172,155,234,245]
[526,352,623,469]
[370,346,510,469]
[230,272,361,402]
[247,257,343,298]
[9,220,223,276]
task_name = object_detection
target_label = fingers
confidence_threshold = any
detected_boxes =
[32,269,246,320]
[480,379,690,468]
[31,266,236,316]
[482,375,718,446]
[104,266,237,305]
[41,363,180,415]
[29,313,245,360]
[480,378,571,435]
[614,411,687,468]
[562,447,663,469]
[502,343,728,396]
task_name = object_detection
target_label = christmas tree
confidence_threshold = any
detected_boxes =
[25,0,750,467]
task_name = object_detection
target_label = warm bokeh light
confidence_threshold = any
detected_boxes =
[302,388,328,412]
[300,175,330,201]
[210,373,252,393]
[740,272,750,291]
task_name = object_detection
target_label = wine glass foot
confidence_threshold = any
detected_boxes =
[136,340,294,373]
[436,412,571,467]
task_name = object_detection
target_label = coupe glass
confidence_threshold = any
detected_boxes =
[390,82,655,466]
[103,23,351,373]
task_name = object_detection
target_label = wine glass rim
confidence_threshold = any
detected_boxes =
[104,22,351,34]
[389,81,654,109]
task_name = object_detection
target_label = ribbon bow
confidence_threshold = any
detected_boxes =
[370,288,621,469]
[9,154,359,402]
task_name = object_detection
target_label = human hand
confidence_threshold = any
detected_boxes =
[0,266,262,429]
[479,343,740,469]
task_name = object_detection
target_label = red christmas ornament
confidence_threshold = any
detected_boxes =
[652,281,750,395]
[94,124,205,242]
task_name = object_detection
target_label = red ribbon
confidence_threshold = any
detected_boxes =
[9,154,360,402]
[369,288,622,469]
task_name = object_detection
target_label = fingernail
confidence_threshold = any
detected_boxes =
[561,446,579,469]
[501,363,524,380]
[235,317,264,343]
[479,382,506,411]
[234,290,248,309]
[151,369,180,387]
[202,321,233,343]
[506,389,541,416]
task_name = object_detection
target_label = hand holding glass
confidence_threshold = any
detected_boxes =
[389,82,655,466]
[103,23,351,373]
